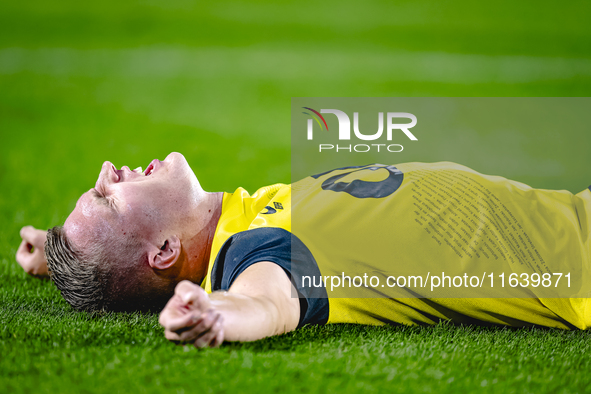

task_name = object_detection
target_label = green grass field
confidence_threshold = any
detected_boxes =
[1,0,591,393]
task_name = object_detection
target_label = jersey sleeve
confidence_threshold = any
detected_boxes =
[210,227,329,328]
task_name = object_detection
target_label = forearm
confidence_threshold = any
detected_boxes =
[209,290,294,342]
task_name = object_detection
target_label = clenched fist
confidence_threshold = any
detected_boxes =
[159,280,224,348]
[16,226,49,277]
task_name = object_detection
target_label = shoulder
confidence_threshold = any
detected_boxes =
[211,227,299,292]
[211,227,329,327]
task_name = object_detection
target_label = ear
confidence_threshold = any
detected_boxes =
[148,235,181,271]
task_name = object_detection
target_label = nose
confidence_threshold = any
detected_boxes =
[95,161,119,189]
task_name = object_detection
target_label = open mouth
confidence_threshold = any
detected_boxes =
[144,163,155,176]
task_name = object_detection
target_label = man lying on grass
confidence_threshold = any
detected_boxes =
[16,152,591,348]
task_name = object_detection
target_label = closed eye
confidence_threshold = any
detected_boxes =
[92,187,116,210]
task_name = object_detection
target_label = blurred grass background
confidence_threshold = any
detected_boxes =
[1,0,591,393]
[2,0,590,231]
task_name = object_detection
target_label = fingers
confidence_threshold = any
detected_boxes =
[211,328,224,348]
[164,326,224,348]
[179,311,222,343]
[16,239,34,269]
[178,311,224,348]
[17,238,31,257]
[174,280,211,311]
[175,280,200,295]
[194,316,224,348]
[16,238,48,275]
[20,226,46,247]
[158,295,188,328]
[164,311,200,333]
[20,225,34,240]
[175,280,205,303]
[161,308,225,348]
[17,238,42,259]
[164,329,181,342]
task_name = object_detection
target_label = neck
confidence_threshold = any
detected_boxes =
[178,192,223,284]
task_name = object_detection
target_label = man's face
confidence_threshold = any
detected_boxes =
[64,152,203,252]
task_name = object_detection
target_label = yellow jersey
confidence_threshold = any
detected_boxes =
[202,162,591,329]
